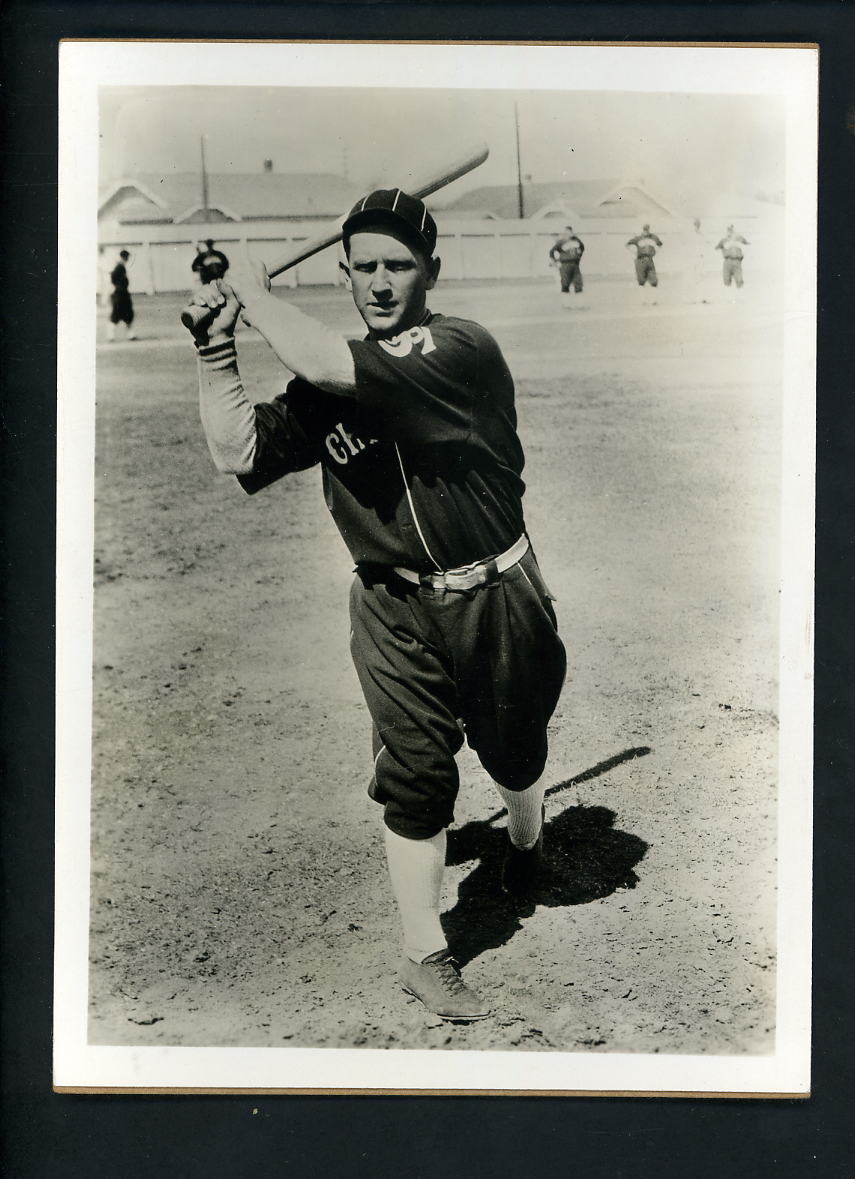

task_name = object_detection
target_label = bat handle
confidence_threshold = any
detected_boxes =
[180,302,217,332]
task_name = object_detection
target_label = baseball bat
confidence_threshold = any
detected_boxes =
[180,142,489,332]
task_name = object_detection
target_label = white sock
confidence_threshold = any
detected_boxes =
[494,777,545,849]
[384,826,447,964]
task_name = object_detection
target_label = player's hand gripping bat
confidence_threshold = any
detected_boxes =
[180,142,489,333]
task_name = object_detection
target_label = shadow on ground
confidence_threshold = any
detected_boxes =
[443,747,651,967]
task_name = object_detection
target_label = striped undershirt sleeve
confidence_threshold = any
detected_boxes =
[196,338,257,475]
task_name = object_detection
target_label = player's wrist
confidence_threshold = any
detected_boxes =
[241,289,276,316]
[196,335,236,358]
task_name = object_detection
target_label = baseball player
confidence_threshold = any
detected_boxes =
[184,189,567,1023]
[107,249,137,342]
[626,223,663,304]
[715,225,749,296]
[548,225,585,308]
[685,218,711,304]
[192,239,230,286]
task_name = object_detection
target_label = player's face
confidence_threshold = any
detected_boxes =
[346,229,439,337]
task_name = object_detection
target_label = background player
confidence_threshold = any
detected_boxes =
[183,189,567,1024]
[192,239,230,286]
[107,249,136,342]
[685,217,712,304]
[715,224,750,299]
[548,225,586,308]
[626,223,663,304]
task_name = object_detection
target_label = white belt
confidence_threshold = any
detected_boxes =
[394,534,529,593]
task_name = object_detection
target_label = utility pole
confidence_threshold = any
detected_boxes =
[200,135,210,219]
[514,101,525,219]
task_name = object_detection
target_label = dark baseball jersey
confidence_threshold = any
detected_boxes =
[234,312,527,572]
[549,234,585,264]
[192,247,230,285]
[627,231,662,257]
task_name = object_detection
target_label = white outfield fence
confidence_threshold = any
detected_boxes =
[98,214,782,297]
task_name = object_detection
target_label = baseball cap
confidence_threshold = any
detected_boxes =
[342,188,438,258]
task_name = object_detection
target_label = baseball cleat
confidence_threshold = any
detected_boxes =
[400,950,491,1022]
[501,805,545,899]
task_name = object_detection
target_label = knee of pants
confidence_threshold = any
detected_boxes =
[369,734,461,840]
[478,740,549,794]
[381,797,451,841]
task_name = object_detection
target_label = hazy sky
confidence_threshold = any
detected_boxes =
[100,87,785,206]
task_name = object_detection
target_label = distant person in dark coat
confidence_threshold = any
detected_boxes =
[107,250,137,342]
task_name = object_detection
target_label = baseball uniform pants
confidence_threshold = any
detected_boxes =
[349,551,567,840]
[559,261,583,293]
[634,257,658,287]
[722,258,744,287]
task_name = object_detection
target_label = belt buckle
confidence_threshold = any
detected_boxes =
[420,552,506,595]
[450,567,484,592]
[442,562,494,595]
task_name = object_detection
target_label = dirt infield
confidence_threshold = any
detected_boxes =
[88,276,782,1053]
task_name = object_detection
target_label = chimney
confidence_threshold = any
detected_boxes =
[263,159,274,173]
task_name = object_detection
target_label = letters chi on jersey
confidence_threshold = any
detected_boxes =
[241,314,528,572]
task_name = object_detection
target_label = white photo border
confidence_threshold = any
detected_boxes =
[55,39,817,1095]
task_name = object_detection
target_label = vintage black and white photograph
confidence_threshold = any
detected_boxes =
[54,41,816,1094]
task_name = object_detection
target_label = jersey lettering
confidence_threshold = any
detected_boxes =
[325,422,375,466]
[378,325,436,358]
[337,421,364,457]
[326,431,350,465]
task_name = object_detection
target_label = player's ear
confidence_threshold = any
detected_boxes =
[425,255,441,290]
[338,260,352,291]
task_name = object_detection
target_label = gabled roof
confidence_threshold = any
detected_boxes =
[442,178,681,221]
[98,172,362,223]
[98,180,172,223]
[442,180,613,220]
[594,180,676,220]
[174,201,244,225]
